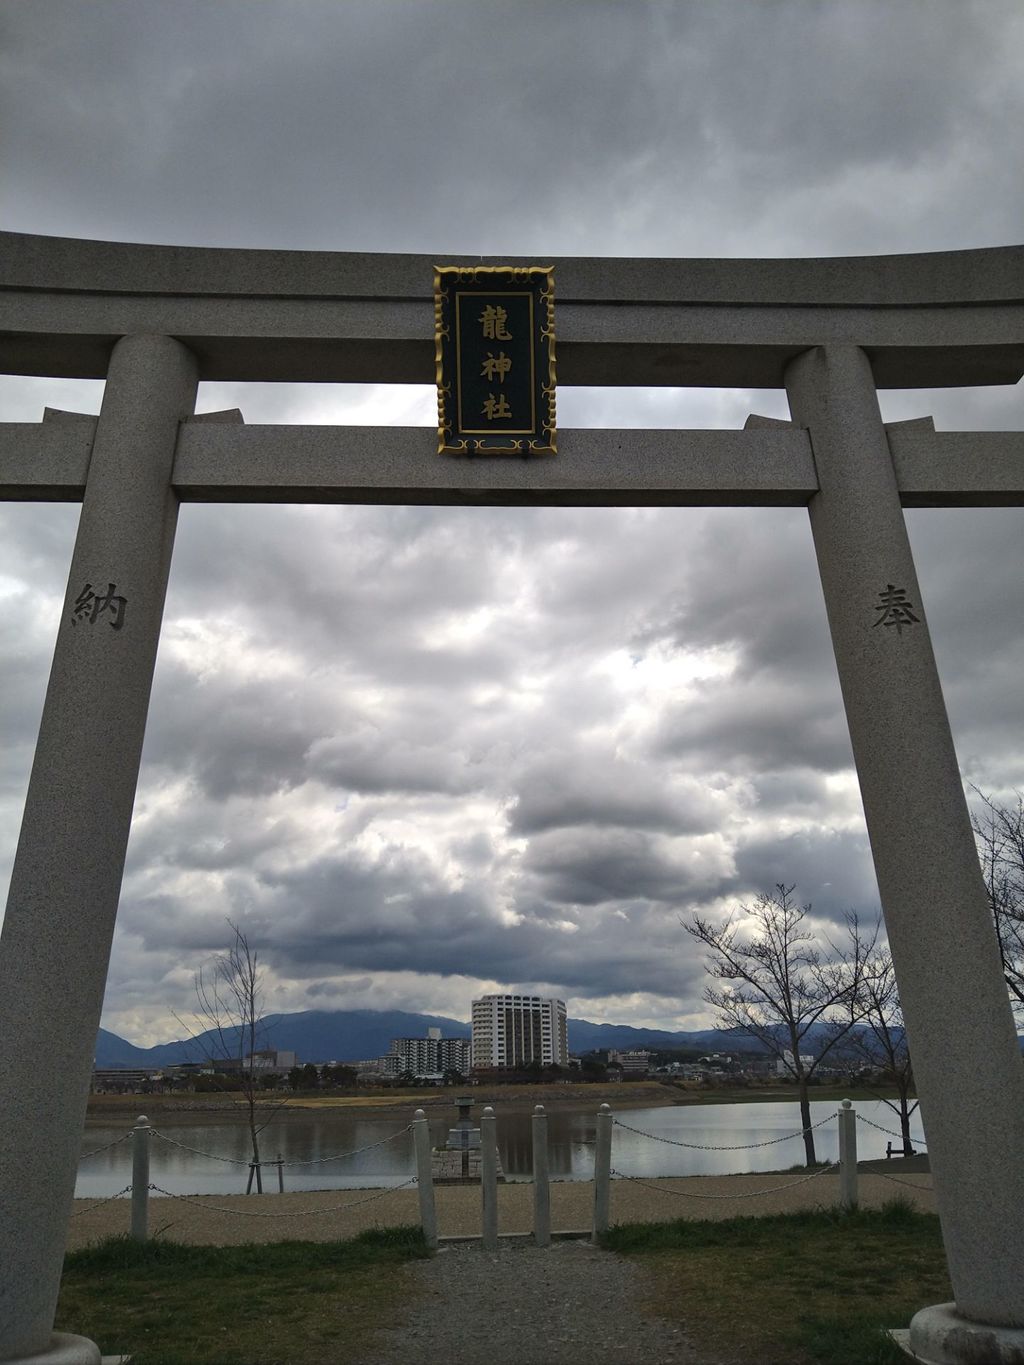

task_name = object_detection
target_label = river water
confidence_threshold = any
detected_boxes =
[76,1098,925,1198]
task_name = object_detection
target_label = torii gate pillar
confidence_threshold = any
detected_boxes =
[788,344,1024,1360]
[0,335,198,1363]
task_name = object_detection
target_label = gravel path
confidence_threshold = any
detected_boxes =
[360,1238,715,1365]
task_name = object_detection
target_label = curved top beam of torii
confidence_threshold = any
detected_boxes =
[1,231,1023,388]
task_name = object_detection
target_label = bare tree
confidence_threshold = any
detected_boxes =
[971,788,1024,1020]
[840,938,918,1155]
[180,921,284,1193]
[684,884,870,1164]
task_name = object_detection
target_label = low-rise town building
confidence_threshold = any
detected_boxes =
[607,1048,651,1076]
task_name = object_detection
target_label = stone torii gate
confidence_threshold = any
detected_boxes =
[1,234,1023,1364]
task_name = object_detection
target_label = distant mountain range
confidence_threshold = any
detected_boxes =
[94,1007,783,1068]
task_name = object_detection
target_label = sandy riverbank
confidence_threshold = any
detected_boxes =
[84,1081,679,1126]
[66,1168,935,1251]
[85,1081,909,1126]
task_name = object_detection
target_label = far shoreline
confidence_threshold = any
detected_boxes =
[85,1080,912,1125]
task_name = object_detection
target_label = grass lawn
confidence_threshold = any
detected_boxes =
[603,1199,951,1365]
[56,1226,429,1365]
[58,1201,949,1364]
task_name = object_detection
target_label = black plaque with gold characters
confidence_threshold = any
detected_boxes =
[434,265,555,454]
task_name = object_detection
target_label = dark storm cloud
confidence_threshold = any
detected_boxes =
[149,677,321,801]
[3,2,1021,255]
[908,509,1024,660]
[509,753,717,837]
[113,770,713,1002]
[732,827,880,928]
[631,508,839,684]
[656,674,855,775]
[126,812,292,878]
[243,850,702,999]
[522,826,729,908]
[307,727,485,798]
[746,769,834,818]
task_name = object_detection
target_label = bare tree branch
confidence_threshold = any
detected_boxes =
[971,788,1024,1017]
[685,884,870,1165]
[832,927,918,1154]
[173,920,288,1192]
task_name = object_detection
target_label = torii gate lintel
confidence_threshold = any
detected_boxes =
[4,415,1024,509]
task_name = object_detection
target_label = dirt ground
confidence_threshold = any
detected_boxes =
[84,1080,679,1126]
[67,1168,935,1250]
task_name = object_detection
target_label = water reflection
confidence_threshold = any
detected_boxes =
[76,1099,926,1197]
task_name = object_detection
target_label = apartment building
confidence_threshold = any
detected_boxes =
[471,994,569,1070]
[381,1027,471,1077]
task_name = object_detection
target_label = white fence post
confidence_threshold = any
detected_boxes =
[130,1114,150,1242]
[838,1098,858,1210]
[412,1108,438,1250]
[532,1105,550,1248]
[481,1105,498,1251]
[592,1103,612,1243]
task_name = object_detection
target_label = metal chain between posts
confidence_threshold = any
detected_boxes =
[871,1168,934,1192]
[77,1132,134,1162]
[149,1123,412,1167]
[147,1131,252,1164]
[69,1184,133,1216]
[857,1112,927,1145]
[146,1177,417,1217]
[609,1162,839,1201]
[612,1112,833,1152]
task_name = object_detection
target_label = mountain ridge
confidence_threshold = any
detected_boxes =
[95,1005,1024,1069]
[94,1007,775,1067]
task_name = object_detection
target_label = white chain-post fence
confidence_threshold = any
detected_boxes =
[480,1106,499,1251]
[412,1108,437,1249]
[838,1099,857,1209]
[532,1105,550,1248]
[130,1115,150,1241]
[76,1097,931,1252]
[99,1113,432,1247]
[595,1097,932,1223]
[591,1103,613,1243]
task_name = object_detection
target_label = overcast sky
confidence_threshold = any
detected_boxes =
[1,1,1022,1046]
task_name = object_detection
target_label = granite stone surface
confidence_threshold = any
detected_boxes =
[2,233,1021,386]
[909,1302,1024,1364]
[787,343,1024,1329]
[0,336,198,1360]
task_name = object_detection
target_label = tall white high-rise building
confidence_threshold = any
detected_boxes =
[471,994,568,1070]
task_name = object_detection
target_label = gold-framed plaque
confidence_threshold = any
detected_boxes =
[434,265,556,455]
